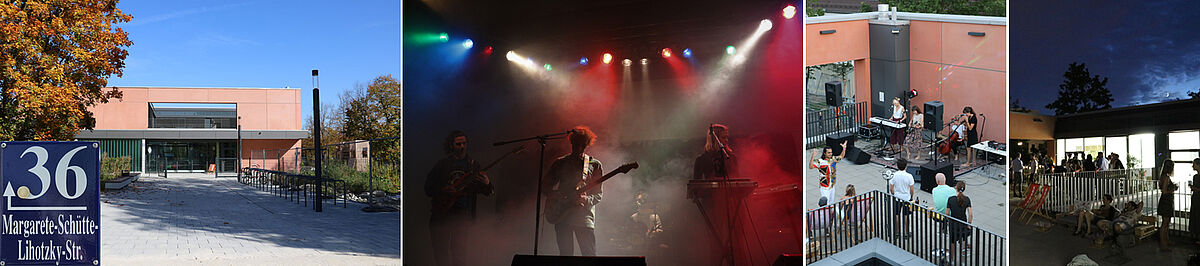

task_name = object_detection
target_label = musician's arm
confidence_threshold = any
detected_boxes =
[473,160,494,196]
[585,162,604,206]
[541,160,561,195]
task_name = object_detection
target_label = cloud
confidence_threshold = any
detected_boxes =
[124,2,252,26]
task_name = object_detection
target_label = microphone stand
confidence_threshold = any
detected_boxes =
[494,130,572,256]
[709,126,737,265]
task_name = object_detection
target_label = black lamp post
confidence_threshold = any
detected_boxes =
[312,69,323,212]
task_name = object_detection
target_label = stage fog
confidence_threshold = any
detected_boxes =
[404,1,803,265]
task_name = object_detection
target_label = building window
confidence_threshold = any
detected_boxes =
[1169,131,1200,187]
[1105,136,1127,169]
[149,103,237,129]
[1129,134,1155,169]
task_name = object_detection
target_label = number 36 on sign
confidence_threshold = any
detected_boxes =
[0,142,101,266]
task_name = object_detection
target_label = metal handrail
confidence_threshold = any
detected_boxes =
[806,189,1006,265]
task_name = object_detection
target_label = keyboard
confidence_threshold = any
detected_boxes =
[869,117,907,129]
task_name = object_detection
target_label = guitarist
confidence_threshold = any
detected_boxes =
[543,126,603,256]
[425,130,492,266]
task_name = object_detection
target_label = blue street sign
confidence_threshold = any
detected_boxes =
[0,142,100,265]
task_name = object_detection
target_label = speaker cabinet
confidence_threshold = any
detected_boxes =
[924,101,944,132]
[846,146,871,164]
[825,81,842,107]
[825,132,855,157]
[919,160,955,192]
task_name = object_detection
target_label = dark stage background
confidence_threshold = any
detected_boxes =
[404,1,803,265]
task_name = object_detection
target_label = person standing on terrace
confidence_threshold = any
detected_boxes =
[1159,160,1177,252]
[1189,158,1200,245]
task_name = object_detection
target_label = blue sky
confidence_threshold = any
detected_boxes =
[1012,0,1200,115]
[109,0,400,122]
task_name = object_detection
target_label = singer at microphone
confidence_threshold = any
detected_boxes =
[694,124,738,179]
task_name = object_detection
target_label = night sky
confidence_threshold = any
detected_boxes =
[1012,0,1200,115]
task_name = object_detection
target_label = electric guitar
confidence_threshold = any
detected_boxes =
[544,162,639,224]
[431,145,526,214]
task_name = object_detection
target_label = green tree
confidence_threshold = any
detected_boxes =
[861,0,1006,17]
[0,0,133,141]
[806,0,826,17]
[1046,62,1114,116]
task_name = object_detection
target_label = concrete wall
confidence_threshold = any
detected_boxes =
[90,87,303,131]
[1010,111,1055,141]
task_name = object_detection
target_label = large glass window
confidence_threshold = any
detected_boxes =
[1129,134,1155,169]
[1169,131,1200,189]
[1056,139,1065,165]
[149,103,237,129]
[1083,137,1104,160]
[1106,136,1127,169]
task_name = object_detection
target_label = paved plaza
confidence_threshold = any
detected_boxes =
[804,147,1009,236]
[99,173,400,265]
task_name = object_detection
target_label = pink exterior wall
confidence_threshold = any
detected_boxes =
[89,87,303,131]
[805,20,870,66]
[908,21,1007,142]
[807,18,1007,142]
[242,139,303,171]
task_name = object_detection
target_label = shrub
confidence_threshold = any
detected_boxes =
[100,154,132,182]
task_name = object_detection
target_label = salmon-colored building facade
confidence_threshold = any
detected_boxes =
[76,87,306,174]
[807,11,1007,142]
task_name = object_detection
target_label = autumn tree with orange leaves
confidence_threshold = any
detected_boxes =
[0,0,132,141]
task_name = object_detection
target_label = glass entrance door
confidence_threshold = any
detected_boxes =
[146,140,232,173]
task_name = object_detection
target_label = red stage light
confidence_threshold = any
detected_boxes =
[602,53,613,64]
[783,5,796,19]
[661,48,672,58]
[483,46,493,55]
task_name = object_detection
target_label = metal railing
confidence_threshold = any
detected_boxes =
[240,168,347,210]
[805,101,868,149]
[1031,168,1194,234]
[806,190,1006,266]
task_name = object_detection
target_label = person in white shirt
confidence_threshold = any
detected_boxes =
[1011,153,1024,183]
[1095,152,1107,171]
[889,159,916,239]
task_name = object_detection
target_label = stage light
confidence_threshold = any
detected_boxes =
[783,5,796,19]
[726,45,736,55]
[462,39,474,49]
[758,19,773,32]
[526,58,534,66]
[483,46,493,55]
[603,53,613,64]
[439,32,449,42]
[622,59,632,66]
[544,64,552,71]
[506,51,518,61]
[682,48,693,58]
[579,57,589,65]
[640,58,648,65]
[661,48,672,58]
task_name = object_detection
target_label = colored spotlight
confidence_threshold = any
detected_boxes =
[462,39,474,49]
[661,48,672,58]
[758,19,773,32]
[544,64,553,71]
[439,32,449,42]
[483,46,493,55]
[579,57,589,65]
[726,45,736,55]
[603,53,613,64]
[640,58,648,65]
[783,5,796,19]
[682,48,693,58]
[622,59,632,66]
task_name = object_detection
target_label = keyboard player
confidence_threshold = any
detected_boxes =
[694,124,737,179]
[886,97,907,155]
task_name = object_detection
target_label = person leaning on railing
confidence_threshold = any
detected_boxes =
[1189,158,1200,245]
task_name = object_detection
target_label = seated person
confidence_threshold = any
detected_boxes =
[1074,194,1116,236]
[1095,201,1145,246]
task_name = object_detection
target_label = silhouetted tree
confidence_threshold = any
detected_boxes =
[1046,62,1114,115]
